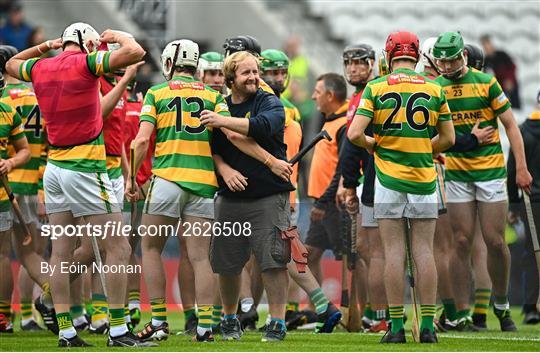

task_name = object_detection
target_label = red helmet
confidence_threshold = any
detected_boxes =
[385,31,420,63]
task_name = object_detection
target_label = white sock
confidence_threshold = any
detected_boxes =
[21,318,34,326]
[59,327,77,339]
[109,323,128,338]
[72,315,88,327]
[196,326,211,336]
[265,315,271,325]
[494,302,510,311]
[128,302,140,311]
[125,315,131,323]
[152,318,165,327]
[240,297,254,313]
[92,318,108,327]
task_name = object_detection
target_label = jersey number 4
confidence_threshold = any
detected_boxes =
[16,105,42,137]
[167,96,206,134]
[380,92,431,131]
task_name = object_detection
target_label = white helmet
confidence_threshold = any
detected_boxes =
[420,37,438,68]
[161,39,199,80]
[61,22,100,53]
[106,30,134,52]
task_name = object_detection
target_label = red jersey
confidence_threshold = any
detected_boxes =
[346,87,364,131]
[100,76,127,156]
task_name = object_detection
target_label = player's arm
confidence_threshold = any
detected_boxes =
[0,112,31,174]
[348,114,375,151]
[222,128,291,181]
[101,62,144,119]
[6,38,63,80]
[499,109,532,193]
[212,154,248,192]
[99,30,145,73]
[432,120,455,153]
[126,121,153,201]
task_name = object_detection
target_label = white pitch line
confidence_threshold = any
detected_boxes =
[440,334,540,342]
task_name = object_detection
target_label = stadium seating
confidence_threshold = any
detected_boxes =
[305,0,540,111]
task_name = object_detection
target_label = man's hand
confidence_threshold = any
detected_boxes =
[200,110,227,128]
[47,38,63,50]
[344,188,359,214]
[221,167,248,192]
[507,210,518,225]
[0,159,14,175]
[516,167,532,194]
[122,61,145,82]
[365,136,376,154]
[310,206,325,223]
[471,120,495,145]
[99,29,121,44]
[336,180,347,209]
[270,158,292,181]
[125,178,141,202]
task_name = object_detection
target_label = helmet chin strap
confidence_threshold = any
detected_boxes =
[76,30,89,54]
[168,44,181,81]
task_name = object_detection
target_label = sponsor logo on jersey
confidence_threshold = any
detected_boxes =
[8,88,34,99]
[387,73,426,85]
[168,80,205,91]
[141,105,152,114]
[451,110,483,121]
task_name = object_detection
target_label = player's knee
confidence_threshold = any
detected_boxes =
[454,234,473,255]
[484,236,508,256]
[105,239,131,263]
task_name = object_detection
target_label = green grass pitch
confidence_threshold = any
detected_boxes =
[1,308,539,351]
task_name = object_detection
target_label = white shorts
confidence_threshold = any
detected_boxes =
[13,194,38,225]
[446,179,507,203]
[361,204,378,228]
[143,176,214,220]
[374,177,438,219]
[110,175,125,208]
[356,183,363,200]
[0,211,13,232]
[44,163,121,218]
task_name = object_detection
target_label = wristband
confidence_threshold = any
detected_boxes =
[263,155,272,167]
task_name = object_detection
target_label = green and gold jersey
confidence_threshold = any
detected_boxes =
[1,83,44,195]
[139,75,230,199]
[356,68,451,194]
[435,68,510,182]
[0,101,26,210]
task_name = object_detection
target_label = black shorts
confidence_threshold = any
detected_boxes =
[210,192,291,276]
[305,203,344,258]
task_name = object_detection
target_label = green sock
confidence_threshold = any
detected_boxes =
[286,302,299,312]
[442,298,458,321]
[183,307,196,322]
[473,288,491,316]
[70,304,84,319]
[212,305,223,327]
[0,300,11,321]
[91,293,108,323]
[20,301,33,321]
[109,308,126,328]
[389,306,404,334]
[198,305,213,330]
[457,308,470,320]
[364,304,374,320]
[151,299,167,324]
[308,288,329,315]
[128,290,140,306]
[56,312,74,331]
[420,304,436,332]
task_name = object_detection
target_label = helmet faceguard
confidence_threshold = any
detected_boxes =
[0,72,5,96]
[342,44,375,86]
[419,37,439,74]
[464,43,485,71]
[433,31,466,80]
[61,22,100,53]
[223,35,261,57]
[260,49,290,94]
[198,51,225,91]
[161,39,199,81]
[0,45,18,73]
